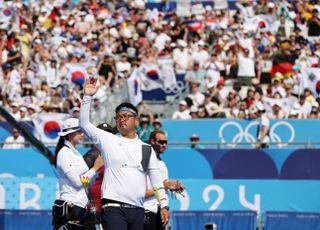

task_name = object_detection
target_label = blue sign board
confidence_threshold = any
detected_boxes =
[162,119,320,148]
[1,178,320,213]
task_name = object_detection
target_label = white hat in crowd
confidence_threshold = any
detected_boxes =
[179,100,187,106]
[177,39,187,47]
[58,118,81,137]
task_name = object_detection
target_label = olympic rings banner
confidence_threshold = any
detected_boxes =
[162,119,320,148]
[0,119,319,147]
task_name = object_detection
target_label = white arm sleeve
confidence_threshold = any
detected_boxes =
[64,168,96,189]
[59,150,96,189]
[148,149,169,208]
[79,95,100,145]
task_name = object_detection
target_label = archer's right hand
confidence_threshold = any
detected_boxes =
[84,76,99,96]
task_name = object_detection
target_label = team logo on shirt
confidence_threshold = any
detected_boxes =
[43,121,61,139]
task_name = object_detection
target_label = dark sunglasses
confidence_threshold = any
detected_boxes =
[156,139,168,145]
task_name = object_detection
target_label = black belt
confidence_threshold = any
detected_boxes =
[101,203,138,209]
[101,198,139,209]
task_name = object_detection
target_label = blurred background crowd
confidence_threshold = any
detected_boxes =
[0,0,319,130]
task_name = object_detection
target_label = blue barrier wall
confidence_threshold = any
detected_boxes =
[1,178,320,212]
[1,148,320,212]
[3,148,320,179]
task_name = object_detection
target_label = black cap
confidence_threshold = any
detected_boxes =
[97,123,114,133]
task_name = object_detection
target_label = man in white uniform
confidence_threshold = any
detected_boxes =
[144,130,184,230]
[80,78,169,230]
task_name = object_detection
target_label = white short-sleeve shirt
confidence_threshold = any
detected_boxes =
[56,141,89,208]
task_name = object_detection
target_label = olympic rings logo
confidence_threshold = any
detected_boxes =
[218,121,295,148]
[163,81,186,94]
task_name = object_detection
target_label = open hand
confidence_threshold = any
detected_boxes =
[167,180,185,193]
[84,76,99,96]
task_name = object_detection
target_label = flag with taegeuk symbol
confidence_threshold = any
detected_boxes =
[33,113,71,146]
[300,67,320,96]
[65,63,94,86]
[127,68,143,106]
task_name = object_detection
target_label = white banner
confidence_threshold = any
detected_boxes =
[214,0,228,10]
[176,0,191,17]
[33,113,70,146]
[127,68,143,106]
[263,97,293,113]
[191,3,205,15]
[301,67,320,97]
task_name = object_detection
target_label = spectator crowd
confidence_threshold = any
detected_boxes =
[0,0,319,127]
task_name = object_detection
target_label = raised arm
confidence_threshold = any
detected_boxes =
[79,77,100,143]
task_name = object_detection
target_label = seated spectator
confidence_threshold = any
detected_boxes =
[2,128,26,149]
[198,105,209,118]
[71,107,80,119]
[297,94,312,118]
[189,105,199,119]
[172,100,191,120]
[9,102,21,120]
[19,106,30,121]
[187,81,205,107]
[190,134,205,149]
[137,114,154,143]
[268,103,286,119]
[271,74,286,98]
[153,119,163,132]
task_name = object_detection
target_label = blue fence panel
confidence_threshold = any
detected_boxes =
[0,210,52,230]
[2,210,320,230]
[265,212,320,230]
[170,211,257,230]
